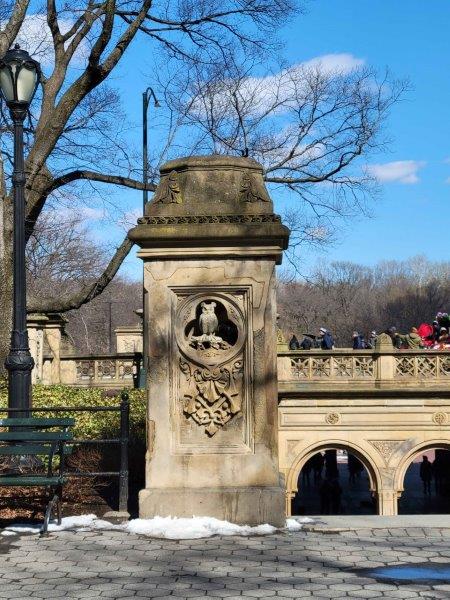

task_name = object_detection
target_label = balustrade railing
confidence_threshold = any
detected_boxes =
[42,353,138,388]
[278,349,450,384]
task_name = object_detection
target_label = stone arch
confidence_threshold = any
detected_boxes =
[394,439,450,494]
[285,439,382,516]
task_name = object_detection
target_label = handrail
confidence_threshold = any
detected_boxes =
[0,392,130,513]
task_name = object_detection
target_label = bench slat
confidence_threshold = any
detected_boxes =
[0,476,68,486]
[0,431,73,441]
[0,418,74,428]
[0,444,73,455]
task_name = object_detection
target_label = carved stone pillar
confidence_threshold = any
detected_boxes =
[129,156,289,526]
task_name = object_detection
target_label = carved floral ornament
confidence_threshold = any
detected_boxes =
[175,293,246,437]
[325,412,340,425]
[369,440,403,464]
[432,412,448,425]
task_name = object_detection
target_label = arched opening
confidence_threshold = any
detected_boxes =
[398,446,450,514]
[289,445,378,516]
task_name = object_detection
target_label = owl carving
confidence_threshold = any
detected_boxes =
[199,302,218,335]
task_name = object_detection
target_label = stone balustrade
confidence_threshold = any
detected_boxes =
[41,353,136,388]
[278,349,450,386]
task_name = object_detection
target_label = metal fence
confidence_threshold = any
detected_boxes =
[0,392,130,513]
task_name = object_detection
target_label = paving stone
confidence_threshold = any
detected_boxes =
[0,526,449,599]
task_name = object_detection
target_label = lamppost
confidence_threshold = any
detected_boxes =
[142,87,160,211]
[139,87,160,388]
[0,45,41,415]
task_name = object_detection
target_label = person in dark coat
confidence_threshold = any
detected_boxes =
[319,478,333,514]
[420,455,433,495]
[366,331,377,349]
[312,452,324,483]
[319,327,335,350]
[289,334,300,350]
[352,331,365,349]
[300,336,313,350]
[330,478,342,514]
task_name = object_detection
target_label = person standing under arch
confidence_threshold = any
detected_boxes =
[420,455,433,495]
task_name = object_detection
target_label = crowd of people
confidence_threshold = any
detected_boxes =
[288,311,450,351]
[299,451,367,515]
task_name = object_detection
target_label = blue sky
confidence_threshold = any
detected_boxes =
[280,0,449,267]
[50,0,449,278]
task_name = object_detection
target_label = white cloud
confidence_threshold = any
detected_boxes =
[5,13,88,67]
[190,53,366,119]
[367,160,425,184]
[50,206,106,223]
[301,53,365,75]
[80,207,105,221]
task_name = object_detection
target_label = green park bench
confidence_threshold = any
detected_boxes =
[0,417,75,535]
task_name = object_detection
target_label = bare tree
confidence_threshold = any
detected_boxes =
[277,257,450,346]
[161,58,407,253]
[26,209,108,302]
[0,0,295,368]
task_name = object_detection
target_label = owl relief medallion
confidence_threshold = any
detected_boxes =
[175,293,247,436]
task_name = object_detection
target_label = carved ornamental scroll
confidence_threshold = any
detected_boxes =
[175,293,247,437]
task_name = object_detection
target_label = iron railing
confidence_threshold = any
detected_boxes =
[0,391,130,513]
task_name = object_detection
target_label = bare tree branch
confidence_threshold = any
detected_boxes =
[0,0,29,56]
[47,170,156,194]
[27,234,133,313]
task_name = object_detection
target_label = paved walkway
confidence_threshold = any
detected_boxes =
[1,525,450,599]
[300,514,450,531]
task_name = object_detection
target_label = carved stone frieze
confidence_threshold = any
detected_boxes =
[138,214,281,225]
[369,440,403,464]
[153,170,183,204]
[175,292,247,437]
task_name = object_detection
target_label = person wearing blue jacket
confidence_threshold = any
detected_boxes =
[319,327,335,350]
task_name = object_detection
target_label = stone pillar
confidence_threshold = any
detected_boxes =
[129,155,289,526]
[377,490,398,516]
[27,314,47,383]
[375,333,395,380]
[115,326,143,353]
[27,313,70,385]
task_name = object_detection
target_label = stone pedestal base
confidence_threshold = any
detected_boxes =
[139,486,286,527]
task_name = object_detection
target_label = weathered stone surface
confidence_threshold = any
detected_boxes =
[129,155,289,526]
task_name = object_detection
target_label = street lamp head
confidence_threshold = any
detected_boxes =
[154,99,161,108]
[0,44,41,109]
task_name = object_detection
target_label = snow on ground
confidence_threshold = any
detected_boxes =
[285,517,315,531]
[0,515,316,539]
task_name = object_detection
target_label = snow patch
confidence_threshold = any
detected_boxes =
[285,517,314,531]
[126,516,276,539]
[1,515,314,539]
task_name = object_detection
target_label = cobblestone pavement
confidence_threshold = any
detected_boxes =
[1,527,450,599]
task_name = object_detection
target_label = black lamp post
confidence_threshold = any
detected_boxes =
[142,87,160,211]
[139,87,160,389]
[0,45,41,416]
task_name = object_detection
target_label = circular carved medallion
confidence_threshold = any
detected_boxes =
[175,293,246,368]
[432,412,447,425]
[325,412,341,425]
